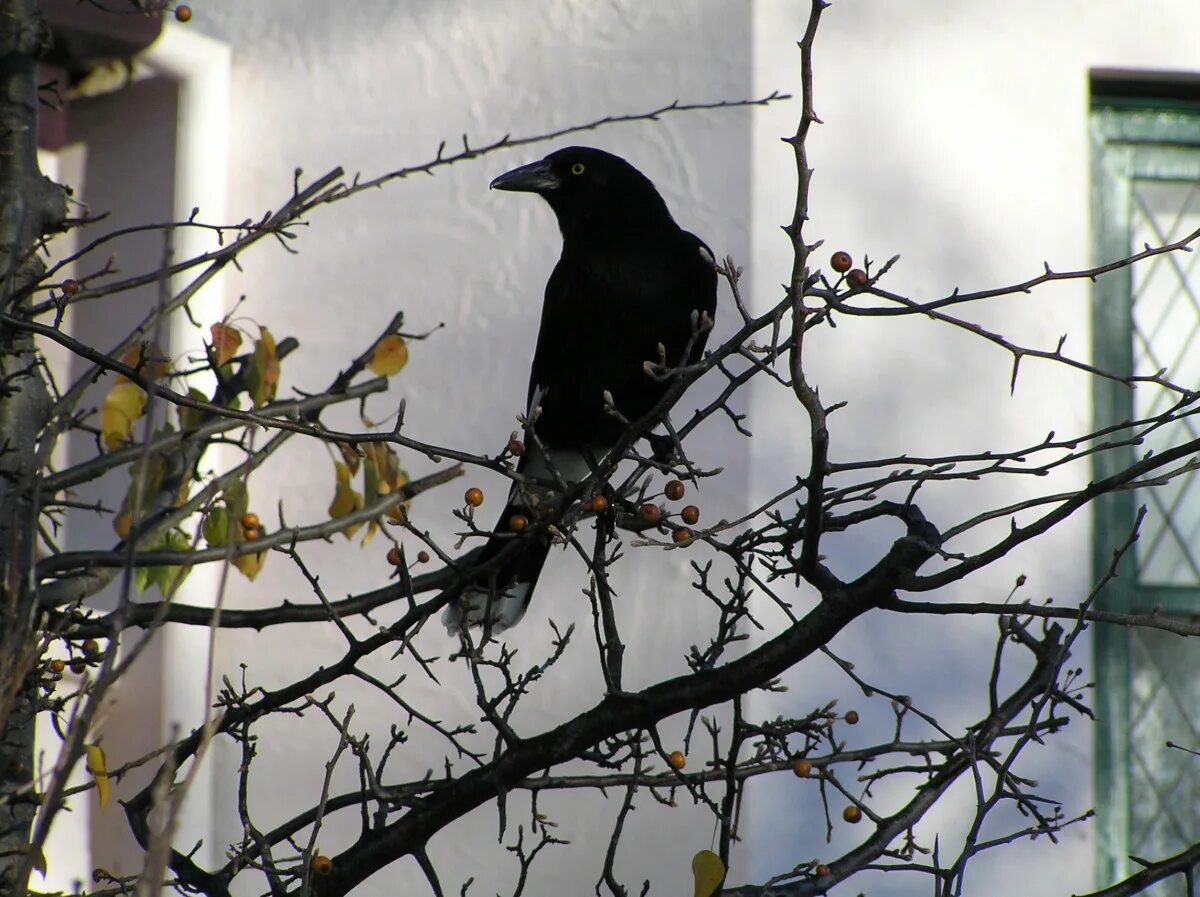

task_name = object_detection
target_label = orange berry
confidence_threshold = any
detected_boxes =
[464,487,484,508]
[243,526,261,541]
[591,494,609,513]
[49,659,66,674]
[507,438,525,457]
[681,505,700,526]
[792,758,812,778]
[69,659,86,674]
[664,479,685,501]
[61,278,81,296]
[310,854,332,875]
[639,503,662,525]
[830,251,853,273]
[844,710,859,725]
[416,550,431,563]
[241,512,260,530]
[842,805,862,824]
[82,639,99,657]
[847,268,868,288]
[668,750,686,770]
[386,546,402,566]
[673,527,693,543]
[174,5,193,22]
[815,864,830,877]
[508,514,528,531]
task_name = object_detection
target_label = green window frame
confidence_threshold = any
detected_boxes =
[1091,92,1200,892]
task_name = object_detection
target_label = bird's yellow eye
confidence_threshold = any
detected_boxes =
[571,162,586,176]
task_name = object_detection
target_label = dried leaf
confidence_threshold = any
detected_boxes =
[210,322,244,365]
[367,334,409,376]
[232,549,266,581]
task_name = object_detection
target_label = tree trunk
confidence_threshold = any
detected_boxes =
[0,0,66,890]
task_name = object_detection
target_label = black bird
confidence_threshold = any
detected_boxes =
[444,146,718,635]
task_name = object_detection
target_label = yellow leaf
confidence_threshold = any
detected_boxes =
[360,443,410,519]
[692,850,724,897]
[247,327,280,407]
[367,334,409,376]
[116,341,170,383]
[328,461,364,539]
[114,509,132,539]
[84,744,110,809]
[232,550,266,581]
[101,381,147,449]
[210,322,244,365]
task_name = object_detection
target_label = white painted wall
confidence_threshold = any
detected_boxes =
[183,2,755,895]
[49,0,1200,894]
[749,3,1200,896]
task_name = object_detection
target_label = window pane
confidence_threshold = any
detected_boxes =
[1129,626,1200,897]
[1131,179,1200,585]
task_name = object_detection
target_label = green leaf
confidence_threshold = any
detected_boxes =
[203,506,231,547]
[137,529,193,597]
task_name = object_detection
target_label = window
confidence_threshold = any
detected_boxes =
[1091,77,1200,893]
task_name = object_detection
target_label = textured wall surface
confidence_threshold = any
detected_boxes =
[39,1,1200,894]
[187,2,755,895]
[749,3,1199,896]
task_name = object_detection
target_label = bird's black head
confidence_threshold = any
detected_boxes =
[490,146,674,240]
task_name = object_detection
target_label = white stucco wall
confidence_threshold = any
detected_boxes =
[181,2,756,895]
[748,3,1200,896]
[41,1,1200,895]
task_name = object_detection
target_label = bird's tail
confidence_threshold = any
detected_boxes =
[442,443,596,636]
[441,497,552,635]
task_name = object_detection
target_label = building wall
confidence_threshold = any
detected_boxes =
[748,3,1199,895]
[185,2,755,895]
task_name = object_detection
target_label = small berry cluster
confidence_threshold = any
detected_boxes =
[640,478,700,543]
[829,250,868,288]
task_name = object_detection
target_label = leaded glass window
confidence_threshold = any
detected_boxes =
[1091,93,1200,895]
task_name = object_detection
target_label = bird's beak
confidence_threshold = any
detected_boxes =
[490,159,560,193]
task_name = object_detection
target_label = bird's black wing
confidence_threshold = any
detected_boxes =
[526,229,717,449]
